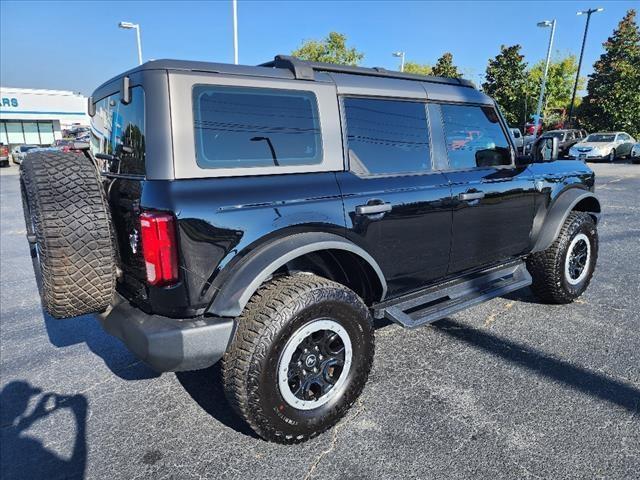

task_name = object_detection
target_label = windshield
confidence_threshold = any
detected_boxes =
[585,134,615,142]
[20,146,38,152]
[541,132,565,140]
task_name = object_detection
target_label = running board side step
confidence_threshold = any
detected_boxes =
[378,262,531,329]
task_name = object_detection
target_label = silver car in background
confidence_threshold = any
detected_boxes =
[568,132,636,162]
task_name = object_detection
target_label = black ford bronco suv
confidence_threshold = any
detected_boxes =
[20,56,601,443]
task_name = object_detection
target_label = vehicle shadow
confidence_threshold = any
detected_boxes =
[42,310,159,382]
[29,249,158,381]
[0,380,88,480]
[175,364,259,439]
[501,286,543,305]
[434,318,640,413]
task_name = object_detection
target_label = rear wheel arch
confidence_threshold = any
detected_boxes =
[207,232,387,317]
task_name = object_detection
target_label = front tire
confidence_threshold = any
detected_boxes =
[222,273,374,444]
[609,149,616,162]
[527,212,598,304]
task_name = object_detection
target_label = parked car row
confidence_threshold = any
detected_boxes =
[5,140,87,166]
[511,127,639,163]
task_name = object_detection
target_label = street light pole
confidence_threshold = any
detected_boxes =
[568,7,604,123]
[392,51,405,72]
[119,21,143,65]
[232,0,239,65]
[534,19,556,134]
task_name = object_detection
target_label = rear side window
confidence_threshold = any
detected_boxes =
[343,97,431,176]
[193,86,322,169]
[91,86,145,175]
[441,104,511,169]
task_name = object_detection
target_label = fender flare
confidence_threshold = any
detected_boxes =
[531,189,601,253]
[207,232,388,317]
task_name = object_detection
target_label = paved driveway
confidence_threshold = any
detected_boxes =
[1,162,639,479]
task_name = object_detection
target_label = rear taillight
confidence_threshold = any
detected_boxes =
[0,146,8,156]
[139,211,179,286]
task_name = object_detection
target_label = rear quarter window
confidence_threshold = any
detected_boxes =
[91,86,145,175]
[193,85,323,169]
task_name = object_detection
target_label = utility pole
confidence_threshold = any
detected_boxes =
[232,0,239,64]
[568,7,604,123]
[534,19,556,135]
[392,51,405,72]
[119,22,143,65]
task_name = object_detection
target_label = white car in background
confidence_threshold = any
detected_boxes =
[631,143,640,164]
[11,145,40,165]
[568,132,636,162]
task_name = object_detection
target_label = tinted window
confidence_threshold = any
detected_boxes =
[193,86,322,169]
[343,97,431,176]
[91,87,145,175]
[441,104,511,169]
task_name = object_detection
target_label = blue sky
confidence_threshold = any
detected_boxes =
[0,0,635,95]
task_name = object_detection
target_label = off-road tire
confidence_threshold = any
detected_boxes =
[222,273,374,444]
[20,151,117,318]
[527,212,598,304]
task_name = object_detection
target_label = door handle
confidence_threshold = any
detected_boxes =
[458,191,485,201]
[355,202,392,215]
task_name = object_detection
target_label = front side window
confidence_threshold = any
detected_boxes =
[91,86,146,175]
[193,86,322,169]
[441,104,511,169]
[343,97,431,176]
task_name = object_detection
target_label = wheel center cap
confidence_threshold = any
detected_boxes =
[305,354,317,368]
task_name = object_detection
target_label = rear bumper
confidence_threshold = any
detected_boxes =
[97,294,235,372]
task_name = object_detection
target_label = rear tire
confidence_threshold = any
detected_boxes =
[222,273,374,444]
[20,151,117,318]
[527,212,598,304]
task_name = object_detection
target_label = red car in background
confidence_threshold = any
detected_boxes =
[0,143,9,167]
[54,139,85,154]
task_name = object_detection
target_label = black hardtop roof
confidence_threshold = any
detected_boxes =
[93,55,477,95]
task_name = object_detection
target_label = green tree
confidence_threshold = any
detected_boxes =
[291,32,364,66]
[482,45,528,126]
[403,61,432,75]
[526,54,584,126]
[579,9,640,137]
[431,52,461,78]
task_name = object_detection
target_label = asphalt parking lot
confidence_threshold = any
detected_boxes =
[1,161,639,479]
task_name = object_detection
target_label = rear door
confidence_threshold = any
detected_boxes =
[436,103,537,274]
[336,96,453,297]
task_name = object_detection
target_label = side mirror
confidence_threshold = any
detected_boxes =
[532,136,559,162]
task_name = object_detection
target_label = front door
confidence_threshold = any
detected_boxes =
[337,97,453,297]
[437,103,537,274]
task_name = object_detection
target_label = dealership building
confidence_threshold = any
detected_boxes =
[0,86,89,147]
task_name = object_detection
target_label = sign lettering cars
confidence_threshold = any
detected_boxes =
[1,98,19,107]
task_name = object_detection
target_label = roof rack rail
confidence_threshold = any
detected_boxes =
[259,55,475,88]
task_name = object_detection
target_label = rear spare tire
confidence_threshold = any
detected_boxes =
[20,151,117,318]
